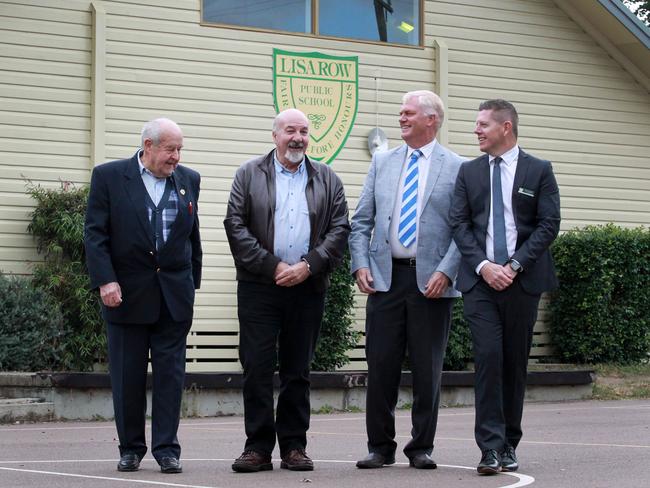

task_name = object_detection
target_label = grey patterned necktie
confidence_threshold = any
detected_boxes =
[492,157,508,264]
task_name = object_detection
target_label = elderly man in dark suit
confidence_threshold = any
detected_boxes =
[84,118,202,474]
[450,99,560,475]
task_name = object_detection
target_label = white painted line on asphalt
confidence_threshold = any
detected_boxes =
[431,436,650,449]
[0,424,116,432]
[0,467,221,488]
[0,460,535,487]
[440,464,535,487]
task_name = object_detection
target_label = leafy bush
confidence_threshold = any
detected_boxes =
[312,251,360,371]
[27,182,106,371]
[445,298,473,370]
[0,274,67,371]
[549,224,650,364]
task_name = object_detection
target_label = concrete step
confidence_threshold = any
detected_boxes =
[0,397,54,423]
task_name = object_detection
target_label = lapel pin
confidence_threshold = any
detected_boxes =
[180,188,186,196]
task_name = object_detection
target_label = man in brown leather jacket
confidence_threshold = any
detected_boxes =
[224,108,350,473]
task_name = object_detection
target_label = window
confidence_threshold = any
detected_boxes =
[202,0,421,46]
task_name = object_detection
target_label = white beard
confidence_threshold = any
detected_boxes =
[285,149,305,164]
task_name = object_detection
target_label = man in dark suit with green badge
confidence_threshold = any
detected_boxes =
[450,99,560,475]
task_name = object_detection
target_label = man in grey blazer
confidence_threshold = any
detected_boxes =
[349,90,463,469]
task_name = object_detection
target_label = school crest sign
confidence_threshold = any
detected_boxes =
[273,49,359,165]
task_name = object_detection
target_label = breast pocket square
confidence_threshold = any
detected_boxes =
[518,187,535,197]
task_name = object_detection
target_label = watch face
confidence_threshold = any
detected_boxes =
[510,261,521,272]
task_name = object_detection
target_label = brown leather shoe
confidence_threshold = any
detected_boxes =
[281,448,314,471]
[232,450,273,473]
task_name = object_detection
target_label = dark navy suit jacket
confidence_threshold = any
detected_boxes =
[84,152,202,324]
[450,149,560,295]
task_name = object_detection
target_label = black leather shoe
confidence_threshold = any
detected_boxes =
[117,453,140,472]
[356,452,396,469]
[409,453,437,469]
[477,449,500,475]
[159,456,182,474]
[232,450,273,473]
[500,445,519,472]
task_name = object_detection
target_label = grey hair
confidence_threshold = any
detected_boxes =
[402,90,445,131]
[141,118,181,146]
[478,99,519,138]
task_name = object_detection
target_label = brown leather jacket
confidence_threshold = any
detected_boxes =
[223,150,350,292]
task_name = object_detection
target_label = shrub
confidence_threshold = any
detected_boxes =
[27,182,106,371]
[548,224,650,364]
[445,298,473,370]
[0,274,67,371]
[312,251,360,371]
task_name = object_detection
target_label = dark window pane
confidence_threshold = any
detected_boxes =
[319,0,419,45]
[203,0,311,33]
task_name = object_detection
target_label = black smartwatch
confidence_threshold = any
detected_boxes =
[508,259,523,273]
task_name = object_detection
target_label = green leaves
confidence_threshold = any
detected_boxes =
[26,182,106,371]
[311,251,360,371]
[0,274,68,371]
[549,224,650,364]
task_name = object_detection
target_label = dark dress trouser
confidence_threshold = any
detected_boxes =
[237,280,325,457]
[365,262,454,458]
[463,279,540,452]
[107,298,191,462]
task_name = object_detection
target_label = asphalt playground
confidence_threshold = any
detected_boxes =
[1,399,648,488]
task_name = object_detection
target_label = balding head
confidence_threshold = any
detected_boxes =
[272,109,310,170]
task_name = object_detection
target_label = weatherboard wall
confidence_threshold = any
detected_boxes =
[0,0,648,371]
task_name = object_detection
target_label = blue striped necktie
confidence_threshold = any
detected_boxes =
[492,157,509,264]
[398,149,422,247]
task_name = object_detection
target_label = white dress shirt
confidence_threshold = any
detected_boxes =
[477,145,519,274]
[389,139,437,258]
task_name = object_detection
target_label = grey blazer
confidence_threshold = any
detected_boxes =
[349,143,463,297]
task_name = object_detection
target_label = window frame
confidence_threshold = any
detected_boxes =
[200,0,424,48]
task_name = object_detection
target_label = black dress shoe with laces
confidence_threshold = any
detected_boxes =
[477,449,501,475]
[159,456,183,474]
[117,453,140,472]
[500,445,519,472]
[356,452,396,469]
[409,453,437,469]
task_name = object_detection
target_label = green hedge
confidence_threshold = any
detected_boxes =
[27,183,106,371]
[549,224,650,364]
[312,251,359,371]
[445,299,473,370]
[0,274,67,371]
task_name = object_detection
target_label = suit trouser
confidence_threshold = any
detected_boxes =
[106,298,192,462]
[237,280,325,457]
[364,263,453,458]
[463,280,540,452]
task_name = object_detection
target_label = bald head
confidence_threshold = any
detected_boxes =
[272,109,309,134]
[272,109,310,169]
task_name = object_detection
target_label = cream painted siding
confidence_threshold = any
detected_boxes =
[1,1,649,371]
[0,0,92,274]
[95,0,436,371]
[426,0,650,229]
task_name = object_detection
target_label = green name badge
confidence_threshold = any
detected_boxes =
[518,187,535,197]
